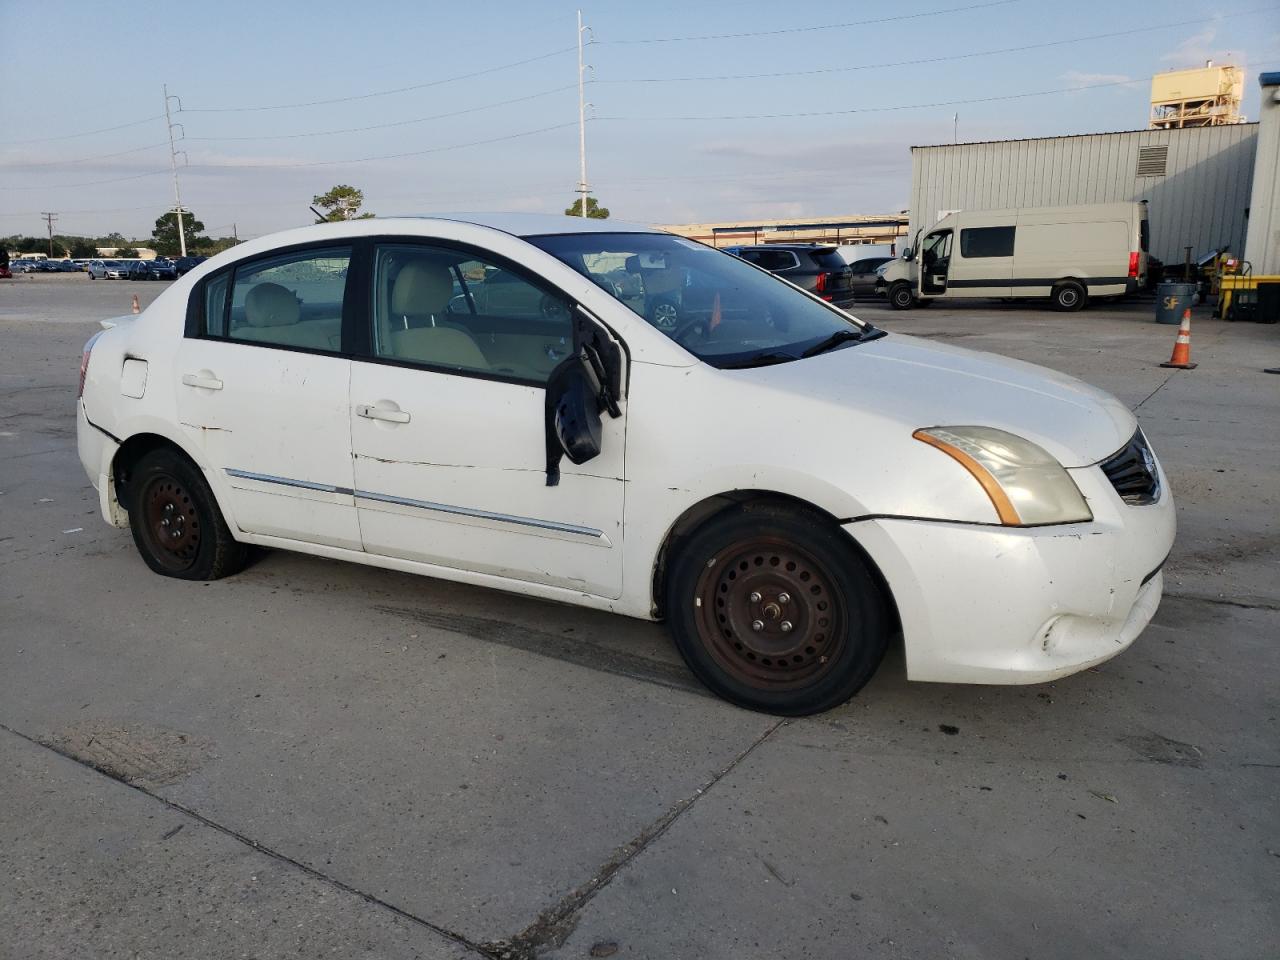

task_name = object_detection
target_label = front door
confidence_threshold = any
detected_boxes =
[175,244,360,550]
[919,230,952,296]
[349,241,626,598]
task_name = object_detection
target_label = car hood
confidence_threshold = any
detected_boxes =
[745,333,1135,467]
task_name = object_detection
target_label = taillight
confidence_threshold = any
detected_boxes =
[816,271,833,299]
[79,331,104,398]
[1128,251,1140,278]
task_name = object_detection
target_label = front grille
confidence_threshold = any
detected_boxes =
[1101,430,1160,505]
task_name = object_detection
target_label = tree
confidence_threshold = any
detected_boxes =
[313,184,373,222]
[68,238,97,258]
[117,248,139,259]
[564,196,609,219]
[151,210,210,256]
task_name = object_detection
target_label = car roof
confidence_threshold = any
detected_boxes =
[385,212,662,237]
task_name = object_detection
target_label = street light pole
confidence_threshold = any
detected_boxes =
[576,9,590,218]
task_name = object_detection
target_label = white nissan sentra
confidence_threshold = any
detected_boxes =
[76,214,1175,715]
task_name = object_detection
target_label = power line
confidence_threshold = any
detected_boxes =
[181,46,577,113]
[3,141,172,168]
[0,114,166,147]
[184,84,577,142]
[594,0,1017,44]
[594,76,1174,122]
[596,7,1280,83]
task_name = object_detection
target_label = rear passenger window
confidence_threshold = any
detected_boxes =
[219,247,351,352]
[960,226,1015,258]
[371,244,572,384]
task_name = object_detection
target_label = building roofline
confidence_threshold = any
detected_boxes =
[911,122,1258,151]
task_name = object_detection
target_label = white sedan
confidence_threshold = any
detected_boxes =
[76,214,1175,715]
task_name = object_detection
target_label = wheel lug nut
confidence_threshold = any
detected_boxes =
[780,620,793,633]
[749,591,761,603]
[777,592,791,605]
[751,620,764,632]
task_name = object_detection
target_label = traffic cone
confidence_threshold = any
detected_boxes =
[1160,309,1197,369]
[131,294,140,314]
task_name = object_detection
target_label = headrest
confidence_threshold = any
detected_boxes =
[244,282,301,327]
[391,259,453,316]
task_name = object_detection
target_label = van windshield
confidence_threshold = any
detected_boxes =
[527,232,880,368]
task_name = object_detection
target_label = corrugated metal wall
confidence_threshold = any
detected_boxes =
[909,125,1258,265]
[1243,77,1280,274]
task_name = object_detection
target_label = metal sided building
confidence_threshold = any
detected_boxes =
[908,124,1258,266]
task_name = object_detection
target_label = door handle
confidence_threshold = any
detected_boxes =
[356,404,410,424]
[181,373,223,390]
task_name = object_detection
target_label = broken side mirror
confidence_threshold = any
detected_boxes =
[543,308,628,485]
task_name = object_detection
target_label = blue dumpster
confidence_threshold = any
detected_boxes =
[1155,282,1197,324]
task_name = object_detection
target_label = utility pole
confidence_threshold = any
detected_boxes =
[40,212,57,257]
[576,9,590,218]
[232,222,238,244]
[163,84,187,257]
[953,112,959,144]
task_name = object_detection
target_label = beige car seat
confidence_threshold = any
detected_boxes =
[235,282,341,349]
[386,259,488,370]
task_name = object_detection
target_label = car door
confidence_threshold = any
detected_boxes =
[174,243,361,550]
[348,240,626,598]
[948,224,1015,298]
[919,229,953,296]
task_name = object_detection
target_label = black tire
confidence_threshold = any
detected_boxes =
[1051,281,1086,312]
[665,502,890,716]
[126,447,248,580]
[888,282,915,310]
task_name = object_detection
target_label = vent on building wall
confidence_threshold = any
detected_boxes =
[1136,145,1169,177]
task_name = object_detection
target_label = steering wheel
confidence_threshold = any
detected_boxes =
[671,317,708,345]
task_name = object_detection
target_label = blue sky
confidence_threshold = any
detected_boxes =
[2,0,1278,241]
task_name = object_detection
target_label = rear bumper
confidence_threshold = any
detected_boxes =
[846,459,1175,684]
[77,400,127,528]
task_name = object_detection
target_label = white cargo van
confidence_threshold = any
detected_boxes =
[878,202,1149,311]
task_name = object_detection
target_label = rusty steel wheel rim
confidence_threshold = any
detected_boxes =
[141,474,201,571]
[694,536,845,690]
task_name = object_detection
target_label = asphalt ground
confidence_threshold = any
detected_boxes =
[2,272,1277,959]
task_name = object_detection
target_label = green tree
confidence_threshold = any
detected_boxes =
[67,238,97,258]
[117,248,139,259]
[313,184,374,222]
[564,196,609,219]
[151,210,210,256]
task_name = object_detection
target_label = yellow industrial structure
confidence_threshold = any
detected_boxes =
[1150,63,1245,129]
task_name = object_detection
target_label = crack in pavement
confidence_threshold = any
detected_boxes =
[0,722,494,959]
[482,719,785,960]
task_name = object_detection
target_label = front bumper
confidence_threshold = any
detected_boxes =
[847,460,1175,684]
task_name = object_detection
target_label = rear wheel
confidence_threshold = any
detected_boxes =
[1051,281,1086,312]
[888,282,915,310]
[126,448,248,580]
[665,503,889,715]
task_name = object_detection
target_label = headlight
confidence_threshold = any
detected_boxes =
[914,426,1092,526]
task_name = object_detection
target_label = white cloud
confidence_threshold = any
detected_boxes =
[1061,71,1133,89]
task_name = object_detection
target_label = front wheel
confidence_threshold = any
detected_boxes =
[665,503,890,715]
[888,282,915,310]
[126,448,248,580]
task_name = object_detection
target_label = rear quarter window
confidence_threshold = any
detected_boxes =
[809,250,846,270]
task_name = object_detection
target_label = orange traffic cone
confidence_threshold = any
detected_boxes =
[1160,308,1197,369]
[131,294,140,314]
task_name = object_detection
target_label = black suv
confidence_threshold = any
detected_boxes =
[724,244,854,306]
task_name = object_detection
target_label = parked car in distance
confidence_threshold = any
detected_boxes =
[723,243,855,307]
[173,255,207,276]
[878,201,1149,311]
[77,214,1175,716]
[53,259,82,272]
[846,255,895,297]
[104,261,133,279]
[128,260,178,281]
[86,260,111,279]
[10,259,35,273]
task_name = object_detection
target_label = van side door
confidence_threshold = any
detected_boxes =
[948,224,1015,299]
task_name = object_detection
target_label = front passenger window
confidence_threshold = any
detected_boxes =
[371,244,573,384]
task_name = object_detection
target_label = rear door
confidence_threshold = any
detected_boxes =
[175,244,360,550]
[348,239,626,598]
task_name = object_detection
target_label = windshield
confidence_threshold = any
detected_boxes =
[527,232,875,367]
